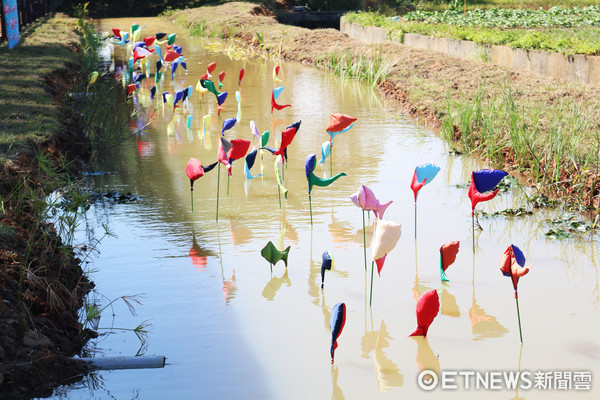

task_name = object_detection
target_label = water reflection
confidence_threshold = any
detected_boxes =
[558,238,600,310]
[136,135,155,159]
[278,211,299,245]
[51,372,141,400]
[413,275,434,302]
[510,344,525,400]
[470,256,508,339]
[469,295,508,340]
[328,212,354,244]
[361,318,404,391]
[222,270,237,305]
[189,233,215,272]
[411,336,440,375]
[440,282,460,318]
[229,217,253,245]
[331,365,345,400]
[262,268,291,301]
[353,221,374,247]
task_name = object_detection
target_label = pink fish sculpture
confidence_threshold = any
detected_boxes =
[350,185,392,219]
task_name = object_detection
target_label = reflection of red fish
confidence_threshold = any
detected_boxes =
[136,136,155,158]
[222,270,237,304]
[413,276,432,302]
[411,336,440,374]
[229,218,252,245]
[469,296,508,339]
[189,247,207,271]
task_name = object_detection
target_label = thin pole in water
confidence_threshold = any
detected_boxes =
[309,195,313,226]
[330,145,333,176]
[515,297,523,343]
[369,260,375,306]
[472,211,475,253]
[362,210,367,271]
[216,163,221,222]
[414,203,417,240]
[278,185,282,209]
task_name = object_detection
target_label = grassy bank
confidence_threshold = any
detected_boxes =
[165,2,600,210]
[0,16,79,163]
[0,8,131,396]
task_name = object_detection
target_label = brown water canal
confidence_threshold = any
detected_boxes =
[41,17,599,399]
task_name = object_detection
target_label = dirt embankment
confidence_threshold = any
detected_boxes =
[1,25,96,400]
[168,2,600,209]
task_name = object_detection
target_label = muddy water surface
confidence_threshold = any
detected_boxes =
[42,17,599,399]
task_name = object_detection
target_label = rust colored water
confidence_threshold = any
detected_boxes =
[42,17,599,399]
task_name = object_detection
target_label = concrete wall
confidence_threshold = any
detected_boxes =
[341,17,600,85]
[340,18,386,44]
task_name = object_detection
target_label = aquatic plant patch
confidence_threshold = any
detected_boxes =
[477,206,533,218]
[544,213,596,238]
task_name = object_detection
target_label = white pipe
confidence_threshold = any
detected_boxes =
[77,355,166,371]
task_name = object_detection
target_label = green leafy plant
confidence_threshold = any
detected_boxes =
[345,9,600,55]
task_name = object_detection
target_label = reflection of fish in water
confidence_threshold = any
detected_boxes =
[360,320,404,391]
[222,270,237,304]
[136,136,155,158]
[413,275,433,302]
[411,336,440,375]
[189,247,207,271]
[262,268,291,301]
[352,223,374,246]
[328,214,355,244]
[278,214,299,245]
[189,234,216,272]
[307,259,321,306]
[440,283,460,318]
[229,218,253,245]
[469,295,509,340]
[331,365,345,400]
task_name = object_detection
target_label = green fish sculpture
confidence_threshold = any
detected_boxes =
[305,154,346,225]
[261,241,290,271]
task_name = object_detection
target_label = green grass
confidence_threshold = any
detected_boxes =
[440,82,599,204]
[319,47,396,87]
[0,15,79,162]
[344,10,600,55]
